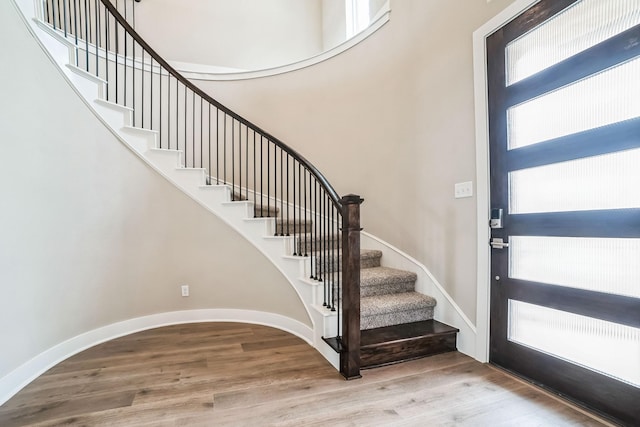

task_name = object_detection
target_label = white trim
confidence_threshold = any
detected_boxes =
[174,2,391,81]
[0,309,312,406]
[473,0,542,362]
[361,232,478,358]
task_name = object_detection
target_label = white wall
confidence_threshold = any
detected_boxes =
[0,0,310,382]
[322,0,346,51]
[192,0,516,324]
[133,0,323,70]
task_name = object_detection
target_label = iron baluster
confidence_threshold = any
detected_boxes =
[253,131,256,210]
[304,168,308,257]
[245,126,248,202]
[208,103,212,181]
[183,82,187,165]
[231,119,235,199]
[52,0,58,29]
[286,153,290,237]
[104,5,108,100]
[62,0,67,36]
[94,0,98,75]
[83,0,88,72]
[280,149,284,236]
[141,48,144,128]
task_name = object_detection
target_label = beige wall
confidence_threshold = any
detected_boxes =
[192,0,515,323]
[134,0,323,70]
[0,1,310,380]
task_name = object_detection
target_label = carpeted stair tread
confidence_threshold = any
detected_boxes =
[360,250,383,268]
[361,267,417,286]
[315,249,382,272]
[295,233,341,253]
[253,204,279,217]
[274,218,313,234]
[361,292,436,317]
[361,293,436,329]
[360,267,416,297]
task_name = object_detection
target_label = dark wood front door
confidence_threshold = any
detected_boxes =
[487,0,640,424]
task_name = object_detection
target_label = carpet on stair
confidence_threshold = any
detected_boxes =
[361,292,436,330]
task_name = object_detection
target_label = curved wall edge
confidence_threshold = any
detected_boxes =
[0,309,313,406]
[175,6,391,81]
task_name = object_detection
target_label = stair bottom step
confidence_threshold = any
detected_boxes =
[360,320,458,369]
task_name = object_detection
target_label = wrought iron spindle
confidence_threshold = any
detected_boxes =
[231,118,235,199]
[253,131,256,209]
[94,0,98,74]
[312,180,317,279]
[245,126,249,202]
[83,0,88,71]
[216,109,220,184]
[52,0,58,29]
[140,48,144,128]
[62,0,67,36]
[182,81,187,164]
[104,5,109,100]
[304,169,308,257]
[280,148,284,235]
[260,136,264,216]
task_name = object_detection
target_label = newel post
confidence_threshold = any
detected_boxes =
[341,194,363,380]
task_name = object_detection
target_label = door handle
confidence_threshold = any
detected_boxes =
[490,237,509,249]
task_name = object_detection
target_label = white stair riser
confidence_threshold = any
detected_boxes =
[121,127,160,154]
[172,169,207,191]
[93,100,133,128]
[144,150,181,172]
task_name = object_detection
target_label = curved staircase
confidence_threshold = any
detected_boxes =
[14,0,459,379]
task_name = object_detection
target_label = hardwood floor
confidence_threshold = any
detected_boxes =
[0,323,612,426]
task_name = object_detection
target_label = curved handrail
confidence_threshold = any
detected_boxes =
[100,0,342,208]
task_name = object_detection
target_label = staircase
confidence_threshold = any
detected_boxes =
[19,0,459,379]
[315,236,458,369]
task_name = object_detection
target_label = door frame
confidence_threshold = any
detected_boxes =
[472,0,542,363]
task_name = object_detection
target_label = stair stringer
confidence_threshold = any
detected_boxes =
[14,1,341,370]
[360,232,477,358]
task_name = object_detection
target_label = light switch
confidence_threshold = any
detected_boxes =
[454,181,473,199]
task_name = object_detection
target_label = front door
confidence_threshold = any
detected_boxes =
[487,0,640,424]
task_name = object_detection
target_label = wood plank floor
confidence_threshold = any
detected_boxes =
[0,323,613,426]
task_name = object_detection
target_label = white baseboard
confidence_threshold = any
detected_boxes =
[0,309,313,406]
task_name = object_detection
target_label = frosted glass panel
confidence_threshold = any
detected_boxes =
[509,300,640,387]
[510,236,640,298]
[506,0,640,85]
[507,57,640,149]
[509,148,640,213]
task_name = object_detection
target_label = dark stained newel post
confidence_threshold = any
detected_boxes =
[340,194,363,380]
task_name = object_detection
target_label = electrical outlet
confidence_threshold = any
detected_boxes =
[454,181,473,199]
[181,285,189,297]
